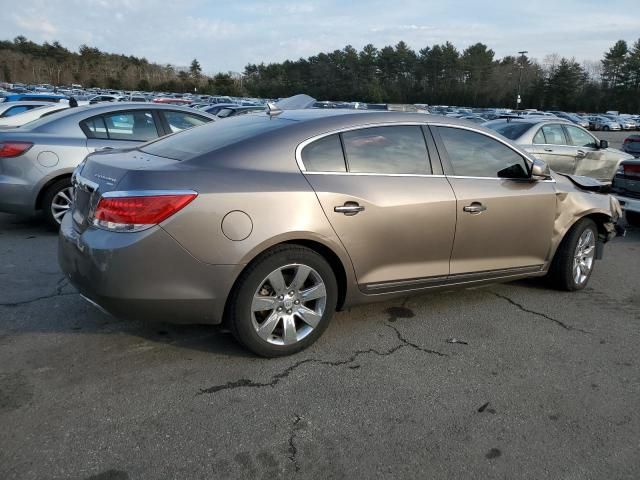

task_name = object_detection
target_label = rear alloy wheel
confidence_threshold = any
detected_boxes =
[547,218,598,291]
[42,178,73,229]
[228,246,337,357]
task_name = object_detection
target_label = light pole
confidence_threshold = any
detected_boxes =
[516,50,528,109]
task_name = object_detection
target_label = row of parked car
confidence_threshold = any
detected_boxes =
[0,90,638,231]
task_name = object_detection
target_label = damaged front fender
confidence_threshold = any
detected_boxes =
[550,172,624,262]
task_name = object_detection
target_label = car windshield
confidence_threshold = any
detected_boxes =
[486,121,533,140]
[140,114,294,161]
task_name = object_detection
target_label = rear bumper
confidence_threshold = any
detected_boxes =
[58,213,242,324]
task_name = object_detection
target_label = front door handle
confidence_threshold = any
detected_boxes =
[576,149,586,158]
[544,148,554,152]
[463,202,487,214]
[334,202,365,216]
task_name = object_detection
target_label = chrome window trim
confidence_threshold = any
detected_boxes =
[296,121,538,177]
[101,190,198,198]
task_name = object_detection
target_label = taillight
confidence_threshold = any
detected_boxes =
[623,163,640,178]
[93,192,197,232]
[0,141,33,158]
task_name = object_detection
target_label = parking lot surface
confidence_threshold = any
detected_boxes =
[1,205,639,479]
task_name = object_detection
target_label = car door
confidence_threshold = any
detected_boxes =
[432,125,556,275]
[300,125,457,290]
[562,124,615,181]
[530,123,578,175]
[81,109,162,152]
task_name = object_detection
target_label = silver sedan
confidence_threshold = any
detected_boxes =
[0,103,216,227]
[485,118,633,182]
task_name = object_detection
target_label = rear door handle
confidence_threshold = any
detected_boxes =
[334,202,365,216]
[544,148,554,152]
[463,202,487,214]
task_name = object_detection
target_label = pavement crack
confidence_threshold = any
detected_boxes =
[491,291,591,334]
[386,323,449,356]
[198,326,447,395]
[288,414,302,473]
[0,277,78,307]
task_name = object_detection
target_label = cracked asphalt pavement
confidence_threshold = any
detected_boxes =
[1,212,639,479]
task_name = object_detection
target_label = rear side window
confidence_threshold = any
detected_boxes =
[533,129,546,144]
[540,125,567,145]
[341,126,431,174]
[437,127,529,179]
[161,110,210,133]
[81,116,109,139]
[81,111,159,141]
[301,134,346,172]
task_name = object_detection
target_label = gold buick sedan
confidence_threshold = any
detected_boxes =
[59,110,623,356]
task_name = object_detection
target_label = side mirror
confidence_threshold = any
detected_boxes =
[531,158,551,180]
[599,139,608,149]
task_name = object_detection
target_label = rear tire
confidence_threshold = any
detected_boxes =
[42,178,73,229]
[547,218,598,291]
[227,245,338,357]
[626,211,640,226]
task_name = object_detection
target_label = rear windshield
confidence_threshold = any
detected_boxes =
[140,114,293,161]
[486,121,533,140]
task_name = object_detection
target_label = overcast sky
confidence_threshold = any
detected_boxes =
[6,0,639,73]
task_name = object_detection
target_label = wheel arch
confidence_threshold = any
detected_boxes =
[222,238,351,326]
[35,172,73,210]
[550,211,613,264]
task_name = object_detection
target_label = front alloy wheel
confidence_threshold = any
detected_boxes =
[548,218,598,291]
[572,228,595,286]
[228,245,337,357]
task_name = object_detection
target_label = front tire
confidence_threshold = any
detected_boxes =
[227,245,338,357]
[547,218,598,291]
[42,178,73,229]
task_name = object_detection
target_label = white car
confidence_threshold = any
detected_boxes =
[0,101,54,118]
[0,104,69,127]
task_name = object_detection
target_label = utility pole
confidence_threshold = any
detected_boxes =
[516,50,528,110]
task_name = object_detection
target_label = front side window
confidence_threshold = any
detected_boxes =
[540,125,567,145]
[564,125,597,148]
[341,126,430,174]
[301,134,346,172]
[437,126,529,179]
[161,110,210,133]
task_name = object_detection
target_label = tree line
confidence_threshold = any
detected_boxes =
[1,36,639,112]
[0,36,243,96]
